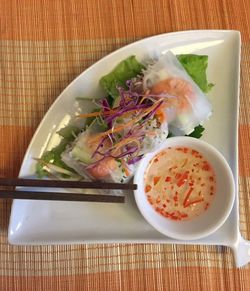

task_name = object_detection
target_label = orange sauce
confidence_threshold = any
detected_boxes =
[144,147,216,221]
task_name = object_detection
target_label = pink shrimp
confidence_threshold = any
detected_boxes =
[150,78,195,122]
[88,157,118,178]
[81,135,117,179]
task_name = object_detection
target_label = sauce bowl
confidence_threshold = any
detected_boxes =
[133,136,235,240]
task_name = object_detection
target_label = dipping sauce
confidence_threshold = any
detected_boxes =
[144,147,216,221]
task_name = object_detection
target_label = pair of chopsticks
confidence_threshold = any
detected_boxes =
[0,178,137,203]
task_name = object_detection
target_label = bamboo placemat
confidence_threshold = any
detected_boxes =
[0,0,250,290]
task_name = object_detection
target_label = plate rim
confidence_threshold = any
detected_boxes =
[8,29,242,245]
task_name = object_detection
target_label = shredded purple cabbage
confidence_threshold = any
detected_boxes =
[91,135,109,158]
[85,79,176,170]
[127,155,143,165]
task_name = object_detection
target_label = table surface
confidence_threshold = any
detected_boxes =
[0,0,249,290]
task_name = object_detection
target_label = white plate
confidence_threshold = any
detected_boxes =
[8,30,250,267]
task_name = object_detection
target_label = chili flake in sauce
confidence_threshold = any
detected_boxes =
[144,147,216,221]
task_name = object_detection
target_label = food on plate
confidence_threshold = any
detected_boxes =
[143,52,212,135]
[36,52,214,182]
[144,146,216,221]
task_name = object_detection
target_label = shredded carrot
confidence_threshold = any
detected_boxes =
[181,158,188,168]
[155,102,169,123]
[156,196,161,203]
[121,159,131,177]
[77,111,102,118]
[155,110,165,123]
[183,187,194,207]
[145,185,152,193]
[168,165,177,172]
[177,171,189,187]
[153,176,161,185]
[92,99,163,141]
[112,137,141,155]
[78,106,142,120]
[117,108,142,118]
[139,94,154,104]
[184,198,204,208]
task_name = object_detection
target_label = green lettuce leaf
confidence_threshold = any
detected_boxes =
[35,140,73,178]
[36,125,81,178]
[57,125,81,141]
[167,124,205,140]
[100,55,145,99]
[186,124,205,138]
[177,54,214,93]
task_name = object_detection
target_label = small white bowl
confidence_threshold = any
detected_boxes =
[134,136,235,241]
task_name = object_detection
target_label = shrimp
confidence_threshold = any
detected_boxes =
[79,134,116,178]
[150,78,195,123]
[88,157,118,178]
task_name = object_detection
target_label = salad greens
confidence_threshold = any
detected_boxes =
[100,55,145,99]
[36,53,213,178]
[36,141,72,178]
[36,126,80,178]
[186,124,205,139]
[57,125,81,141]
[177,54,214,93]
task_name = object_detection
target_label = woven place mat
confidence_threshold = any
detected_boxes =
[0,35,249,291]
[0,0,250,290]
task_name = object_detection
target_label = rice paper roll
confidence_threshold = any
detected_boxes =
[61,118,168,183]
[143,51,212,135]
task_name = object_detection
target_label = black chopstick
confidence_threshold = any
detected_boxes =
[0,190,124,203]
[0,177,137,190]
[0,177,137,203]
